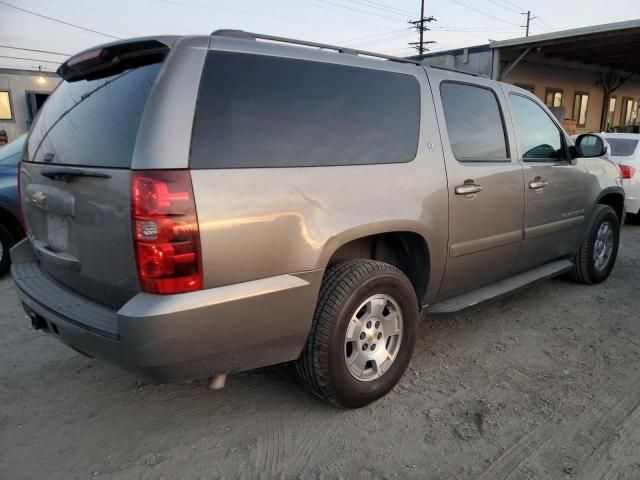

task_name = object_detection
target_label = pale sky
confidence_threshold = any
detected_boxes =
[1,0,640,72]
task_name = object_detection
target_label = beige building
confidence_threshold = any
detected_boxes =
[0,68,61,143]
[418,20,640,134]
[506,62,640,134]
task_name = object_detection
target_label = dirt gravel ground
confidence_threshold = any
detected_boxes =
[1,225,640,480]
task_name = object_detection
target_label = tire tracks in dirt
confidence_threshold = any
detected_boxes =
[476,371,640,479]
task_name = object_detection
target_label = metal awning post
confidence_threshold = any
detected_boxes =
[491,48,501,80]
[498,47,531,81]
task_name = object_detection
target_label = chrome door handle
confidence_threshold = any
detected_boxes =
[455,182,483,195]
[529,178,548,190]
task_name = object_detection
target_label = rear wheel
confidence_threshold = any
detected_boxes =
[0,223,15,276]
[570,205,620,284]
[296,260,418,408]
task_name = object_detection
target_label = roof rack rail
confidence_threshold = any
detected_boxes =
[210,29,423,66]
[427,65,480,77]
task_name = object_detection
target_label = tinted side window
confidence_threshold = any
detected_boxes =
[510,94,564,161]
[440,82,508,161]
[190,52,420,169]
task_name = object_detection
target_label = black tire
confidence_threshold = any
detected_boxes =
[0,222,16,276]
[296,259,418,408]
[570,205,620,284]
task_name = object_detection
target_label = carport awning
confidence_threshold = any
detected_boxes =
[491,19,640,75]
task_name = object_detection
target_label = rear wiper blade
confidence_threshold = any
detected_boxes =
[40,167,111,181]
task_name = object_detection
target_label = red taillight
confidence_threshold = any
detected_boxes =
[66,48,105,67]
[131,170,202,294]
[17,162,25,231]
[619,164,635,179]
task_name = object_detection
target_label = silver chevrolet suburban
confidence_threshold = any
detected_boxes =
[11,31,624,408]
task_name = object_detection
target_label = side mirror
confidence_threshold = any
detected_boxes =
[575,134,607,158]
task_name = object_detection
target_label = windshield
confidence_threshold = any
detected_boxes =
[605,138,639,157]
[0,134,26,166]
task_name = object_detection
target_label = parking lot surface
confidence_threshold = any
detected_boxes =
[1,225,640,480]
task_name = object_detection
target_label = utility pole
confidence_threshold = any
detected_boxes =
[521,10,536,37]
[408,0,436,55]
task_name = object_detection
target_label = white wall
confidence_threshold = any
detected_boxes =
[0,69,61,143]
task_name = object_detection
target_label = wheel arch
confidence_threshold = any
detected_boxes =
[595,187,625,222]
[320,225,431,306]
[0,204,23,241]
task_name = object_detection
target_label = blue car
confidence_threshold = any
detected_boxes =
[0,134,26,275]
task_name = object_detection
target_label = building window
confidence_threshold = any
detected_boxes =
[25,91,51,126]
[0,91,12,120]
[572,92,589,128]
[607,96,617,128]
[515,83,535,94]
[545,88,563,108]
[621,97,634,126]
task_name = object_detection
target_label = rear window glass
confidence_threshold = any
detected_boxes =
[27,63,161,168]
[190,52,420,169]
[440,82,509,161]
[606,138,639,157]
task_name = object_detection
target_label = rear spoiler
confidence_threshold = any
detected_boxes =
[57,39,171,82]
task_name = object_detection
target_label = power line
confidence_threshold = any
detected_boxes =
[450,0,521,27]
[312,0,408,22]
[534,17,556,31]
[378,47,414,54]
[47,0,189,34]
[346,0,417,16]
[156,0,393,29]
[501,0,525,11]
[484,0,521,14]
[0,64,57,71]
[349,32,415,47]
[0,0,121,39]
[339,0,409,18]
[0,44,71,56]
[432,27,521,33]
[338,27,411,44]
[0,55,62,64]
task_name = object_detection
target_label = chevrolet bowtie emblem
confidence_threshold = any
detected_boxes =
[31,191,47,205]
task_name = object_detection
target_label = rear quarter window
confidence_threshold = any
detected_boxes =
[190,52,421,168]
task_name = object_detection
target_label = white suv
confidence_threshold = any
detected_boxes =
[604,133,640,220]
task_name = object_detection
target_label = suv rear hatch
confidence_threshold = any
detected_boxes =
[20,40,169,309]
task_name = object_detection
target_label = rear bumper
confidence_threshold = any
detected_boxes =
[11,239,323,382]
[625,196,640,216]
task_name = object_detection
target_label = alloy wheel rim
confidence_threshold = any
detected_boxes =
[593,221,614,271]
[344,294,403,382]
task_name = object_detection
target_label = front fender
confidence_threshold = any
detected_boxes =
[583,157,625,217]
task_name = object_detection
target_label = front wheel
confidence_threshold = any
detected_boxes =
[296,260,418,408]
[570,205,620,284]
